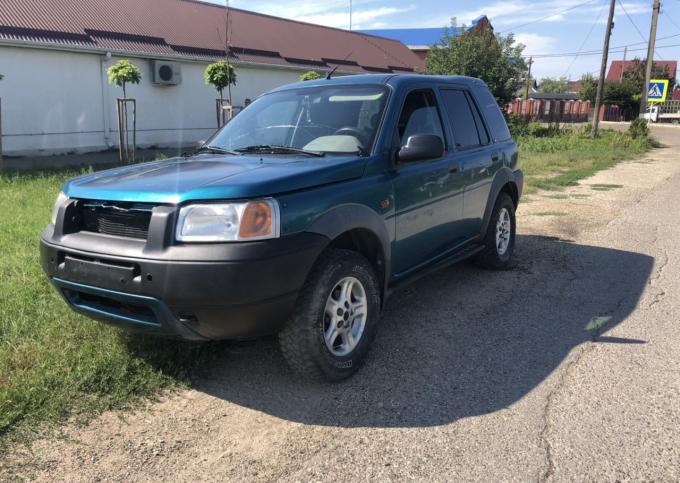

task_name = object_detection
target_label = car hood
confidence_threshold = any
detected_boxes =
[63,154,367,203]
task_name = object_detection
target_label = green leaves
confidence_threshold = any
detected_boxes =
[622,58,674,89]
[628,118,649,139]
[204,60,237,95]
[603,79,640,109]
[299,71,322,82]
[578,74,598,103]
[539,77,569,94]
[107,60,141,98]
[426,20,527,105]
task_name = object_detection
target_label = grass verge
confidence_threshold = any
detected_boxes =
[0,168,223,451]
[517,126,658,193]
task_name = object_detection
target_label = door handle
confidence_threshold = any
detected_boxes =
[491,152,501,162]
[448,164,459,173]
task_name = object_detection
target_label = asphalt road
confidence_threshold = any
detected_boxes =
[7,125,680,482]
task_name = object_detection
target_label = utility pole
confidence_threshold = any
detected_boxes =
[621,47,627,80]
[349,0,353,30]
[640,0,661,116]
[525,57,533,101]
[225,0,233,107]
[591,0,616,138]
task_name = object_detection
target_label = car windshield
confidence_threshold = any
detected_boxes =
[205,85,389,156]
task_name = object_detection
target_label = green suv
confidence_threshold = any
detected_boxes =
[41,74,523,381]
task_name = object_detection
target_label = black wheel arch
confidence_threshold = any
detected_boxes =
[479,168,523,242]
[306,204,391,300]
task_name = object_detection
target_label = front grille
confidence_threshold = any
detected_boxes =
[79,201,154,239]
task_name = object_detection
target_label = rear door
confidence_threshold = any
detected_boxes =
[439,87,501,237]
[391,88,466,275]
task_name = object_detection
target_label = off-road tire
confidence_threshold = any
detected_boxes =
[279,249,381,382]
[474,192,516,270]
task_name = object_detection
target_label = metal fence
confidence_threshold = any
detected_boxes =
[599,105,636,122]
[656,100,680,115]
[506,99,591,123]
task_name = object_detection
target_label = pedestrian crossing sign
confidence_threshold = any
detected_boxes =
[647,79,669,103]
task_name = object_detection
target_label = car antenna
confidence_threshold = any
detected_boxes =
[326,65,339,80]
[326,50,353,79]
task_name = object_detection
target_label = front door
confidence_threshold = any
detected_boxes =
[392,88,467,275]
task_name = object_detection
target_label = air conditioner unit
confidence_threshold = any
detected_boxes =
[152,60,182,85]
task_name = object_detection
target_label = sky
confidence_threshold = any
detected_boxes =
[204,0,680,80]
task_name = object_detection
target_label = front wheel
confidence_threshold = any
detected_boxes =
[474,193,516,270]
[279,249,381,381]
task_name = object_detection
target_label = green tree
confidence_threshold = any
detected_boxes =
[299,71,322,82]
[603,79,640,110]
[426,20,526,105]
[578,73,598,103]
[622,57,674,88]
[538,76,569,94]
[107,60,141,98]
[204,60,237,103]
[0,74,4,81]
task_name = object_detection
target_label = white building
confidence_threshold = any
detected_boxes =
[0,0,423,158]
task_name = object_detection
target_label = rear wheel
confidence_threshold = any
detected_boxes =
[474,192,516,270]
[279,249,381,381]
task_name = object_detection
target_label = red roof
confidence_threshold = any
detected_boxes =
[0,0,424,73]
[606,60,677,81]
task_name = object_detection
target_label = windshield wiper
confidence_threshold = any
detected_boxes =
[194,145,240,156]
[234,145,325,157]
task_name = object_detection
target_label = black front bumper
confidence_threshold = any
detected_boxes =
[40,227,328,340]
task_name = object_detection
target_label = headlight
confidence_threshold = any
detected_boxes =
[51,191,68,225]
[176,199,280,242]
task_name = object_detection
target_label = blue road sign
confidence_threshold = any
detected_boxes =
[647,79,669,103]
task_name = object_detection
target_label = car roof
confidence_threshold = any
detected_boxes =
[270,74,485,93]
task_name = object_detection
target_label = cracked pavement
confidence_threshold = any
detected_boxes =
[4,125,680,482]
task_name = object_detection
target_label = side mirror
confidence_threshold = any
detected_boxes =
[397,134,445,163]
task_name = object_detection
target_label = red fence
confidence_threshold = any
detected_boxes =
[598,105,636,122]
[506,99,591,123]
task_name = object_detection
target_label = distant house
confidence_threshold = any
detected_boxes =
[566,80,582,94]
[606,60,677,81]
[0,0,424,157]
[360,15,493,61]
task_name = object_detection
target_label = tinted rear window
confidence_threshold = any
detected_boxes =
[441,89,481,149]
[472,85,512,142]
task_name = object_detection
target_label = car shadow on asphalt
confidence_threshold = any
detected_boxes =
[148,234,655,428]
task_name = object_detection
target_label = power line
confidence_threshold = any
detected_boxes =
[498,0,602,33]
[563,2,608,77]
[525,41,680,58]
[617,0,661,59]
[666,13,680,34]
[520,33,680,59]
[610,32,680,50]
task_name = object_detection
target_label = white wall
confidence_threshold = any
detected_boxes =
[0,45,304,156]
[1,46,105,155]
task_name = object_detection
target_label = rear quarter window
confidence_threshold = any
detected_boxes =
[472,85,512,142]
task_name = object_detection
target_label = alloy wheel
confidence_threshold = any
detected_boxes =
[323,276,368,356]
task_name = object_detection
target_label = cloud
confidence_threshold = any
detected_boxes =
[298,6,417,30]
[511,33,600,79]
[514,33,558,52]
[229,0,414,29]
[432,0,651,31]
